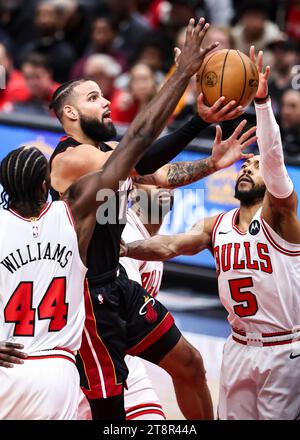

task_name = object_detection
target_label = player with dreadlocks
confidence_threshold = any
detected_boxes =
[0,20,214,418]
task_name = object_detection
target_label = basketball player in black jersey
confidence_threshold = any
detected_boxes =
[0,36,216,415]
[49,18,256,420]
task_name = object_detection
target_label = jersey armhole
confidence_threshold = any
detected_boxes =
[62,201,75,229]
[211,213,225,249]
[260,212,300,256]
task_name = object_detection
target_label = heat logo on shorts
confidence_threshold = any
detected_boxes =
[139,296,158,324]
[97,294,104,305]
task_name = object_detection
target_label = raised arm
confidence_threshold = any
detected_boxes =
[250,46,300,243]
[67,18,218,218]
[121,216,218,261]
[134,93,245,176]
[133,119,256,188]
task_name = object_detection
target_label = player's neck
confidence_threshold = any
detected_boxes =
[10,200,47,218]
[238,202,262,232]
[66,126,99,147]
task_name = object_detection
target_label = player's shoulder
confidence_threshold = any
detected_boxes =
[105,141,119,150]
[50,135,80,166]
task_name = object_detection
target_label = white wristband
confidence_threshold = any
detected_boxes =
[255,100,293,199]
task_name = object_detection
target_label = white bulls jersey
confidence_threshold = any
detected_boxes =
[119,208,165,420]
[120,208,163,297]
[213,207,300,333]
[0,201,87,354]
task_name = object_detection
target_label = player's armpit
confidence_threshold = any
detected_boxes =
[262,191,300,244]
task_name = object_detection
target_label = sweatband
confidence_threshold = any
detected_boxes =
[255,99,293,199]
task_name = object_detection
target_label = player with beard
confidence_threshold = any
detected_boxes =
[48,19,256,420]
[121,48,300,420]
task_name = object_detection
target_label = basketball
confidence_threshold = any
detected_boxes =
[196,49,259,107]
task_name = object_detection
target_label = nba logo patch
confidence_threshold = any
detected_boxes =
[32,225,39,238]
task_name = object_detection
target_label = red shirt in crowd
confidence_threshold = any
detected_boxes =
[0,70,30,110]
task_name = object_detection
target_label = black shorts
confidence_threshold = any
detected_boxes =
[77,265,181,400]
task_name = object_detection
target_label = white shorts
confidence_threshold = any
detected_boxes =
[218,336,300,420]
[124,355,165,420]
[0,350,80,420]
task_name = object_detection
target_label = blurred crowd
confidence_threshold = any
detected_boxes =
[0,0,299,158]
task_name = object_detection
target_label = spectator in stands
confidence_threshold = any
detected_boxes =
[111,63,157,123]
[7,53,60,117]
[0,43,29,111]
[70,16,126,79]
[202,25,233,51]
[285,0,300,42]
[268,39,300,116]
[94,0,154,64]
[115,34,166,90]
[231,0,283,67]
[60,0,92,58]
[195,0,234,27]
[83,54,121,102]
[20,0,76,83]
[280,88,300,157]
[0,0,36,63]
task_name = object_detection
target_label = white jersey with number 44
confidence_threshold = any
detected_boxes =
[0,201,87,353]
[213,207,300,333]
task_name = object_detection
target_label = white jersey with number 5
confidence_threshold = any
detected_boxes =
[212,207,300,333]
[0,201,87,353]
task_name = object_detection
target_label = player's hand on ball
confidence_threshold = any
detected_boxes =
[210,120,257,171]
[197,93,244,122]
[176,17,219,77]
[0,341,27,368]
[250,46,271,100]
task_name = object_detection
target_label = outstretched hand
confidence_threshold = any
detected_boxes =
[176,18,219,78]
[250,46,271,99]
[211,120,257,171]
[197,93,244,123]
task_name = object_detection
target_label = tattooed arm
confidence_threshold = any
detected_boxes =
[134,120,257,188]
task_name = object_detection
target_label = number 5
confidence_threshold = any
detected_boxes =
[229,277,258,317]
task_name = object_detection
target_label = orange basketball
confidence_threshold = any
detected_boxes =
[196,49,259,107]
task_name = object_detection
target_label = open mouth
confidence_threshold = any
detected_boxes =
[238,176,254,185]
[103,111,112,123]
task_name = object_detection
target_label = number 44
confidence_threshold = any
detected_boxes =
[4,278,68,336]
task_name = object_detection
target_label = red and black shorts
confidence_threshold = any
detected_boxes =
[76,265,181,401]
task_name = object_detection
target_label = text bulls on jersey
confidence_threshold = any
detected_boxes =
[214,241,273,275]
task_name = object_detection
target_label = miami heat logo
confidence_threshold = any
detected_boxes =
[205,71,218,87]
[139,296,158,324]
